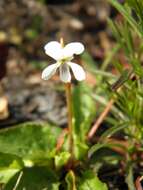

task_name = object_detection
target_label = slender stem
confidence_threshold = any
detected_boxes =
[65,83,74,159]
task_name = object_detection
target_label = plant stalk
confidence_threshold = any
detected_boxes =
[65,83,74,160]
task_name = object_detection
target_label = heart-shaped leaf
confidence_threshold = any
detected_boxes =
[0,153,23,183]
[0,122,61,161]
[4,166,60,190]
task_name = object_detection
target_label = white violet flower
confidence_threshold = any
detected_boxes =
[42,41,86,83]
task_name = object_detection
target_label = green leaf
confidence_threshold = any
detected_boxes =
[108,19,123,44]
[109,0,142,37]
[131,58,143,77]
[125,163,136,190]
[126,0,143,23]
[73,136,88,160]
[4,167,60,190]
[111,69,133,91]
[0,168,20,185]
[73,83,96,141]
[0,123,62,184]
[101,43,121,71]
[61,135,89,161]
[89,148,122,170]
[65,170,77,190]
[55,152,71,169]
[0,153,23,183]
[99,122,128,141]
[0,122,61,162]
[77,171,108,190]
[0,153,23,168]
[88,143,127,158]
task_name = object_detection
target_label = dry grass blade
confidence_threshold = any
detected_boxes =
[87,98,114,140]
[12,171,23,190]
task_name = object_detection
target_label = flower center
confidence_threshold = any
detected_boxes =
[60,56,73,64]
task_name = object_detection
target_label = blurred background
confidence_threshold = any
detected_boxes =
[0,0,117,128]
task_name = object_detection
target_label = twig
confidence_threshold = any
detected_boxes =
[87,98,114,140]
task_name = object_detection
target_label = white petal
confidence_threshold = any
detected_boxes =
[68,62,86,81]
[44,41,63,60]
[60,64,71,83]
[42,63,60,80]
[63,42,84,57]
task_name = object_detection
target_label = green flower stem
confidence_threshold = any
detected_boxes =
[60,38,74,165]
[65,83,74,161]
